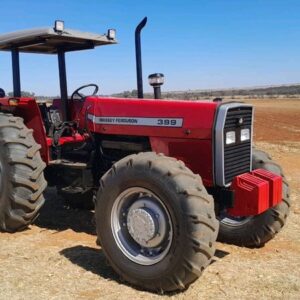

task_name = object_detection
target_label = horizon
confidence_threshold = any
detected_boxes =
[7,81,300,98]
[1,0,299,96]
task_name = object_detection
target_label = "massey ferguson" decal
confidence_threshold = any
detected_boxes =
[87,114,183,128]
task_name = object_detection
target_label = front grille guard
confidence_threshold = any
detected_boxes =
[214,102,254,187]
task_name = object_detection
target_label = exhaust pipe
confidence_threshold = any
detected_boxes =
[135,17,147,98]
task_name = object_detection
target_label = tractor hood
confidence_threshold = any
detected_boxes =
[83,97,219,140]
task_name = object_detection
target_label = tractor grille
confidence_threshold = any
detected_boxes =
[223,107,253,184]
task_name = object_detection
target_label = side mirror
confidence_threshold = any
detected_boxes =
[0,88,5,98]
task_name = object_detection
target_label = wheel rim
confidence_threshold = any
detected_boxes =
[219,211,252,226]
[111,187,173,265]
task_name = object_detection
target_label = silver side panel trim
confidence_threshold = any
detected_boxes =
[214,103,253,187]
[87,114,183,128]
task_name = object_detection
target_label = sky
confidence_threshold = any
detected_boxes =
[0,0,299,96]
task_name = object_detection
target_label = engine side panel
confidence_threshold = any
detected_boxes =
[84,97,218,140]
[150,137,213,186]
[83,97,218,186]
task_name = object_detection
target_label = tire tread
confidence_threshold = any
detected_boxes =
[96,152,219,292]
[0,113,47,232]
[218,148,290,247]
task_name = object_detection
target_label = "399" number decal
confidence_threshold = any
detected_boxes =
[157,119,178,126]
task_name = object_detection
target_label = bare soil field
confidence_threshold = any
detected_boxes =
[0,99,299,300]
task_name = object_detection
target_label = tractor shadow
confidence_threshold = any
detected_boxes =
[35,187,96,235]
[60,245,230,294]
[212,249,230,263]
[60,245,122,283]
[60,245,178,294]
[37,188,230,293]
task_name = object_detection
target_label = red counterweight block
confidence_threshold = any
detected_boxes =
[228,173,269,216]
[251,169,282,207]
[228,169,283,217]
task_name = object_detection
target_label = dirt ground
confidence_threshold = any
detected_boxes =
[0,99,299,300]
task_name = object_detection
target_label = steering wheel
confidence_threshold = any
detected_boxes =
[71,84,99,101]
[0,88,5,98]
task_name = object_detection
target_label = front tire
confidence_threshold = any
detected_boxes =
[0,113,47,232]
[218,149,290,247]
[95,152,219,292]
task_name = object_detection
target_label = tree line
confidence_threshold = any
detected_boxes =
[6,83,300,100]
[112,84,300,100]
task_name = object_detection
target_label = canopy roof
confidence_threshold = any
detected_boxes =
[0,27,117,54]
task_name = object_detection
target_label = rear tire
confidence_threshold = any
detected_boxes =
[218,149,290,247]
[95,152,219,292]
[0,113,47,232]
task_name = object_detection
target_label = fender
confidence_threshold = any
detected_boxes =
[0,97,49,163]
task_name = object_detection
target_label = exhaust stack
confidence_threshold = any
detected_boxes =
[135,17,147,98]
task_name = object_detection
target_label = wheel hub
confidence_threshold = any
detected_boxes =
[111,188,173,265]
[127,207,157,247]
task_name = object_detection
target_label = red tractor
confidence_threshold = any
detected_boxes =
[0,19,290,292]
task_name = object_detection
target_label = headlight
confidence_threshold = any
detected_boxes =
[54,20,64,33]
[107,29,116,40]
[240,128,250,141]
[226,131,236,145]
